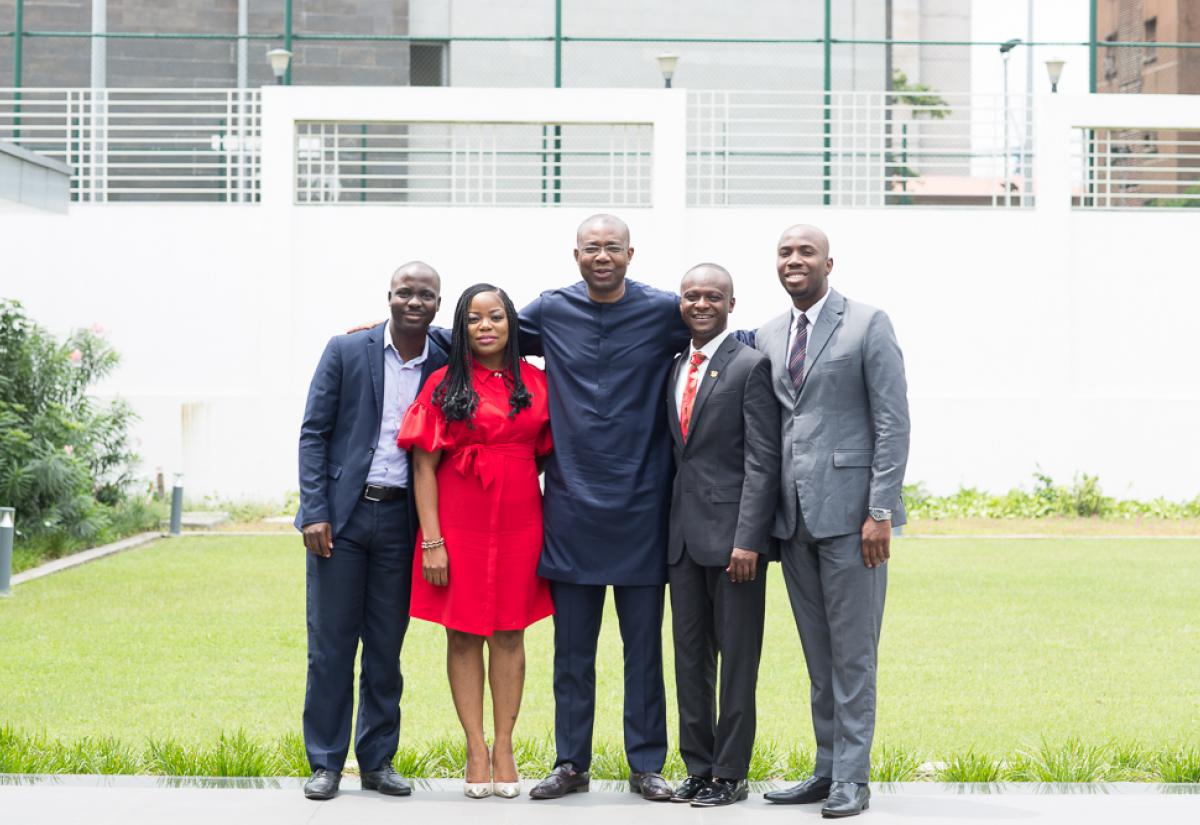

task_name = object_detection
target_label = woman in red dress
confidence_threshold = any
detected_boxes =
[397,283,553,799]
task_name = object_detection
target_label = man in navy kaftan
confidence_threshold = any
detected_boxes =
[525,215,688,802]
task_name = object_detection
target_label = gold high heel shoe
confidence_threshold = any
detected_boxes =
[464,749,492,799]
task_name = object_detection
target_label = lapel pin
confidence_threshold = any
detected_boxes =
[710,370,719,378]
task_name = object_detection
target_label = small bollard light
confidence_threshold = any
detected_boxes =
[0,507,15,596]
[169,474,184,536]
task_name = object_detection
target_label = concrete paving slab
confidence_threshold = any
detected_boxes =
[0,778,1197,825]
[180,512,230,528]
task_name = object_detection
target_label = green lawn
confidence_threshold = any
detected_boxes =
[2,535,1198,759]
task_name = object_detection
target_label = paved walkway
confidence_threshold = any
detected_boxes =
[2,778,1198,825]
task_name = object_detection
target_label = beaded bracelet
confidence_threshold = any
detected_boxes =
[421,537,446,551]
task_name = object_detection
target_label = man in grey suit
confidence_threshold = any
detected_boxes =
[757,225,909,818]
[664,264,780,807]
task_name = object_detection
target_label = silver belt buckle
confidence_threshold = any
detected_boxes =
[363,485,383,502]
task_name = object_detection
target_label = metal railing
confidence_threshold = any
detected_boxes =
[294,121,652,207]
[689,91,1034,208]
[1075,127,1200,209]
[2,21,1198,95]
[3,87,1199,210]
[0,88,261,202]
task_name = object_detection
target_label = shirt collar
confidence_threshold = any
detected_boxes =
[383,320,430,368]
[791,288,830,329]
[688,328,732,362]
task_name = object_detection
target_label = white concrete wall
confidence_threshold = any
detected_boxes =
[2,88,1198,502]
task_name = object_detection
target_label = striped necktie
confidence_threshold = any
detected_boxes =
[679,351,707,440]
[788,312,809,390]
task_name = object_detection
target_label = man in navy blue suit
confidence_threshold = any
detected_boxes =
[295,261,447,801]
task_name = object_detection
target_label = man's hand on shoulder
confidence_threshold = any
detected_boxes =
[346,320,383,335]
[726,547,760,583]
[303,522,334,558]
[860,517,890,568]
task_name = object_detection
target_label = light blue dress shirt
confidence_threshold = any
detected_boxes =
[366,324,429,488]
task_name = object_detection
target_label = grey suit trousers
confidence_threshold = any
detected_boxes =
[780,518,886,784]
[669,552,767,780]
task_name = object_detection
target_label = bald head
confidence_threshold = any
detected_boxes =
[388,260,441,337]
[576,213,631,247]
[776,224,833,310]
[778,224,830,257]
[392,259,440,289]
[679,262,736,345]
[574,214,634,303]
[681,262,734,296]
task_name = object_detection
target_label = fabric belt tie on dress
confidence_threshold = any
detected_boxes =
[451,443,535,489]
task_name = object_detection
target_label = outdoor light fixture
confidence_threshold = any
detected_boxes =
[169,473,184,536]
[656,53,679,89]
[998,39,1021,209]
[267,48,293,85]
[1045,59,1065,93]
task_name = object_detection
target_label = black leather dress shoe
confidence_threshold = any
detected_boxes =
[671,775,711,803]
[303,769,341,800]
[691,778,749,807]
[764,774,832,804]
[361,765,412,796]
[821,782,870,818]
[629,771,674,801]
[529,763,590,799]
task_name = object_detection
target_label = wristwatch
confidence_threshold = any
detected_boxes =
[867,507,892,522]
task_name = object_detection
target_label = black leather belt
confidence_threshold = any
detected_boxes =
[363,484,407,502]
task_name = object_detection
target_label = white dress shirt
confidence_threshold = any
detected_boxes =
[674,329,732,413]
[366,322,429,488]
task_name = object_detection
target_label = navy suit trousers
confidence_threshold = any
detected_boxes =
[303,498,412,773]
[550,581,668,773]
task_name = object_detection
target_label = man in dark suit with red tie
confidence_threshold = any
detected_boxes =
[663,264,780,807]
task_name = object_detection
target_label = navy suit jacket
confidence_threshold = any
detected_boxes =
[296,322,448,543]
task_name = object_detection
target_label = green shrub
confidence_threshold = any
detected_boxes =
[1157,746,1200,783]
[905,471,1200,521]
[937,750,1002,782]
[0,300,158,567]
[870,745,922,782]
[2,727,1198,781]
[1004,738,1111,782]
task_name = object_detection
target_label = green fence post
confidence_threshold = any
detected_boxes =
[13,0,23,140]
[1088,0,1097,94]
[1087,0,1096,207]
[284,0,294,85]
[13,0,22,86]
[822,0,832,206]
[554,0,562,87]
[553,0,562,204]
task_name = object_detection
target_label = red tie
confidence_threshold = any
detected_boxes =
[679,351,707,441]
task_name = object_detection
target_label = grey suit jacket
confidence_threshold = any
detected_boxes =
[666,335,782,566]
[755,289,910,540]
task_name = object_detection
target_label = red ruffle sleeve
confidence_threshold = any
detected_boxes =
[397,396,456,453]
[534,419,553,458]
